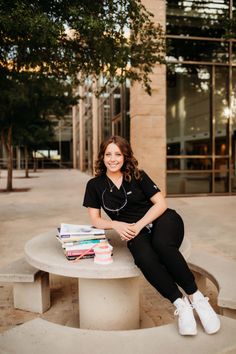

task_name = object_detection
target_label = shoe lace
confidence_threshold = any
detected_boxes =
[174,302,194,316]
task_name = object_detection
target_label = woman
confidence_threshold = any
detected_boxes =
[83,135,220,336]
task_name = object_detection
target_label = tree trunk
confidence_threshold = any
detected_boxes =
[25,145,29,178]
[33,151,37,172]
[2,127,13,191]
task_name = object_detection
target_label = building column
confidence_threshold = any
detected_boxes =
[79,86,86,171]
[130,0,166,194]
[16,147,21,170]
[92,83,99,172]
[72,105,79,169]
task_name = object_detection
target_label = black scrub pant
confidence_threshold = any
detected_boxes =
[127,208,198,303]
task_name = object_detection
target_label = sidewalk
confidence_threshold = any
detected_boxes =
[0,169,235,332]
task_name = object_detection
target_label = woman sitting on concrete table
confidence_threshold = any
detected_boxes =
[83,135,220,336]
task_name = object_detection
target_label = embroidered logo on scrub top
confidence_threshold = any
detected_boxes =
[127,191,132,195]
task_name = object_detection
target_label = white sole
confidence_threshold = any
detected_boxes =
[204,323,221,335]
[180,331,197,336]
[179,328,197,336]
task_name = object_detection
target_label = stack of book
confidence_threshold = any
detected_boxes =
[56,223,107,261]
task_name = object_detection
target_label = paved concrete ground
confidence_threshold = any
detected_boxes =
[0,169,235,332]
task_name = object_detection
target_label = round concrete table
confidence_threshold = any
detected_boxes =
[24,230,191,330]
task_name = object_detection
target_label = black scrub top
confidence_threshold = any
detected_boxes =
[83,170,161,224]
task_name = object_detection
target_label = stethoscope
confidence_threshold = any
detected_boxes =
[102,178,128,215]
[101,177,153,233]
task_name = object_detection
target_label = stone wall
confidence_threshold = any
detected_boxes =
[130,0,166,194]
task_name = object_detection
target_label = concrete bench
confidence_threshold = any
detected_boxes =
[0,316,236,354]
[188,249,236,319]
[0,257,50,313]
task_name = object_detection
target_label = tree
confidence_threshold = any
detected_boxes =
[12,75,75,178]
[15,76,75,177]
[16,117,55,177]
[0,72,75,189]
[0,0,165,190]
[0,0,165,89]
[0,74,28,190]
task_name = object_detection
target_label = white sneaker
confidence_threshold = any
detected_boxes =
[174,297,197,336]
[191,290,221,334]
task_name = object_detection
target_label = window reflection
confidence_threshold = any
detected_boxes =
[113,87,121,116]
[102,98,111,139]
[215,66,229,155]
[166,0,229,37]
[167,158,212,171]
[167,38,228,63]
[232,42,236,64]
[167,173,212,194]
[231,69,236,192]
[167,65,211,156]
[215,158,229,192]
[166,0,234,195]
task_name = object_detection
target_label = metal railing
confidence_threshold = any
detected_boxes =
[0,158,73,170]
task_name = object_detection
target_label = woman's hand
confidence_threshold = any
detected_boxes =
[128,223,143,237]
[112,221,136,241]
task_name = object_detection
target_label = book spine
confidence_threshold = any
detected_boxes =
[66,250,95,256]
[60,231,105,236]
[66,254,94,261]
[61,235,106,242]
[63,239,102,247]
[64,242,100,251]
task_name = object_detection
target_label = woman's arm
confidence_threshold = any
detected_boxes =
[87,207,136,240]
[129,192,167,237]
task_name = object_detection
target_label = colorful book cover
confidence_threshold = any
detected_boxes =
[63,241,102,251]
[59,233,106,241]
[62,239,103,246]
[60,223,105,236]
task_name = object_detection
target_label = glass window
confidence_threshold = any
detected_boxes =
[113,88,121,116]
[166,0,235,195]
[114,120,122,136]
[167,143,181,156]
[166,0,230,38]
[167,65,211,155]
[102,98,111,139]
[231,68,236,192]
[167,38,228,63]
[167,172,212,194]
[232,42,236,64]
[167,157,212,171]
[167,158,180,170]
[215,158,229,192]
[185,139,211,155]
[215,66,229,155]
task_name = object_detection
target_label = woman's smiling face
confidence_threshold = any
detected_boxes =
[103,143,124,174]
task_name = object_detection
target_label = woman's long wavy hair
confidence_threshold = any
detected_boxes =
[94,135,141,182]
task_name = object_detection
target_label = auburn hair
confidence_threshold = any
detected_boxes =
[94,135,140,181]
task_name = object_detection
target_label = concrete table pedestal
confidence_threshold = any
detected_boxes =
[79,277,140,330]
